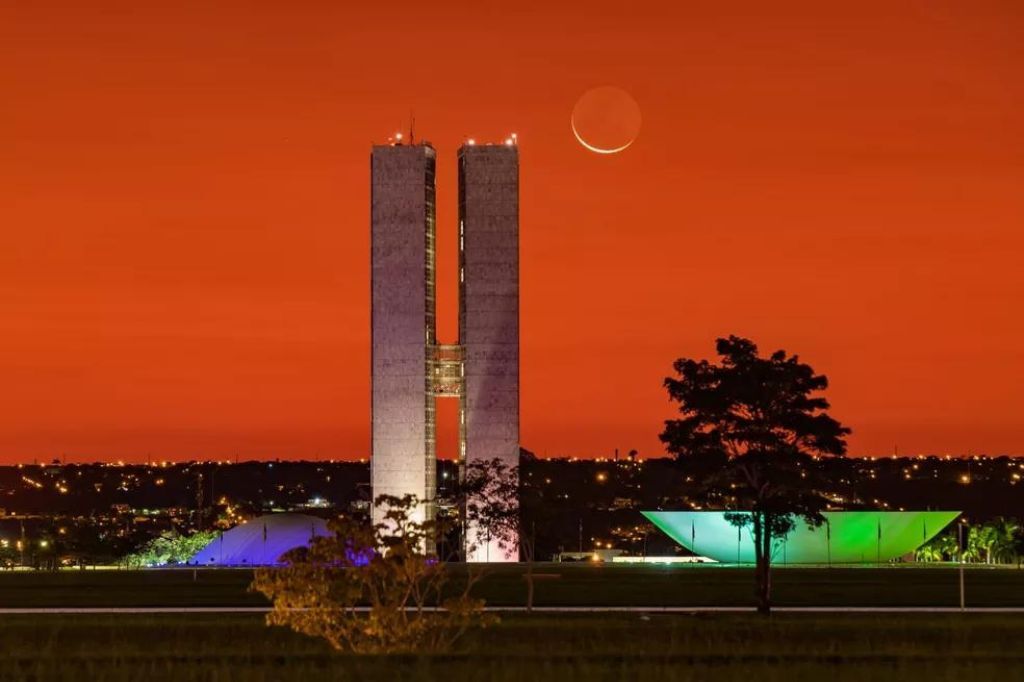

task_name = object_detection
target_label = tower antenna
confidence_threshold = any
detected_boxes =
[409,110,415,145]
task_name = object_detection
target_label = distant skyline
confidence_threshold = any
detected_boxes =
[2,1,1023,462]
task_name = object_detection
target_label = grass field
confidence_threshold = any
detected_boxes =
[1,612,1023,681]
[4,566,1024,680]
[2,563,1024,608]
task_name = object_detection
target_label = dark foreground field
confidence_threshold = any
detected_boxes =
[2,563,1024,608]
[1,612,1023,681]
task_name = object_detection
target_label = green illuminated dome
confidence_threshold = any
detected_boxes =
[643,510,959,564]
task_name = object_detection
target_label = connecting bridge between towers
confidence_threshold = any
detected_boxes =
[428,344,465,397]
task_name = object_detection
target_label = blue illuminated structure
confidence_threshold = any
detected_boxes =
[190,513,331,566]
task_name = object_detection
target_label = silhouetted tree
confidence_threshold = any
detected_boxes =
[462,458,546,609]
[462,459,520,559]
[660,336,850,614]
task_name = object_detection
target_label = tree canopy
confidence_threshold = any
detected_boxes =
[123,530,218,568]
[660,336,850,612]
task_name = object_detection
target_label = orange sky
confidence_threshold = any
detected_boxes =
[2,1,1023,463]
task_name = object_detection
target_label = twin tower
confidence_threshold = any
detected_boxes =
[370,138,519,562]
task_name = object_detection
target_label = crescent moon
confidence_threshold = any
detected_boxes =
[571,115,635,155]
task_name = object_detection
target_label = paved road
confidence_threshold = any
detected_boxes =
[3,606,1024,614]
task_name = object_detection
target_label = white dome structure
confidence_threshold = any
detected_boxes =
[190,513,331,566]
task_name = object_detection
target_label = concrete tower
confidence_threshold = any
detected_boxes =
[459,143,520,562]
[370,138,518,562]
[370,143,436,529]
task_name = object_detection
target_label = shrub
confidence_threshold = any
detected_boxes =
[252,494,494,653]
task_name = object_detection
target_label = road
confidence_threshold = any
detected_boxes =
[3,606,1024,614]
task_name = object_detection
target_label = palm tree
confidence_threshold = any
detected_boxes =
[963,519,1021,565]
[965,525,993,563]
[988,518,1020,565]
[1011,526,1024,569]
[915,537,943,563]
[916,531,958,563]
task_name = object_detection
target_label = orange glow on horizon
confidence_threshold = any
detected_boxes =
[2,1,1023,462]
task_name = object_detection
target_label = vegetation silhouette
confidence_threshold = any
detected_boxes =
[462,457,549,610]
[660,336,851,613]
[251,494,493,653]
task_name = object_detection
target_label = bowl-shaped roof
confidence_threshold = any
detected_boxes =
[643,510,960,564]
[190,513,331,566]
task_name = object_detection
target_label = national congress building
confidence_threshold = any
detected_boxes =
[370,135,519,562]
